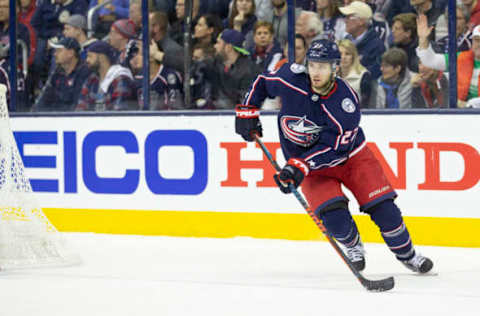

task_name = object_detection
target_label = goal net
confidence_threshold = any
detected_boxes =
[0,84,80,270]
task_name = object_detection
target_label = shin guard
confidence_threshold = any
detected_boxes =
[369,200,415,260]
[319,209,361,248]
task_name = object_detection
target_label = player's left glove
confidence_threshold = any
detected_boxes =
[235,104,263,142]
[273,158,309,194]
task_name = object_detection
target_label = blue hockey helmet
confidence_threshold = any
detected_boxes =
[306,39,341,63]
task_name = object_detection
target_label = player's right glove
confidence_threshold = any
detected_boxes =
[235,104,263,142]
[273,158,309,194]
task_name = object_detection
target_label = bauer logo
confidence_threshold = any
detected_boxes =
[13,130,209,195]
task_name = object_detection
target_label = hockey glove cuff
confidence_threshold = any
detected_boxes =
[235,104,263,142]
[274,158,309,194]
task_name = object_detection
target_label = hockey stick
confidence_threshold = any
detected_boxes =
[254,134,394,292]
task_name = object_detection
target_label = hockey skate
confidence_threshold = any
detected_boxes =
[345,241,366,271]
[400,252,433,273]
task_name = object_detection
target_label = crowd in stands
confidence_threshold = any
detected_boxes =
[1,0,479,112]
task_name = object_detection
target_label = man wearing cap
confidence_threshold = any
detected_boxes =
[108,19,136,64]
[339,1,385,79]
[33,37,90,111]
[206,28,257,109]
[31,0,88,82]
[63,14,98,61]
[76,40,136,111]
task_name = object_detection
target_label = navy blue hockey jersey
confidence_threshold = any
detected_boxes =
[243,63,367,171]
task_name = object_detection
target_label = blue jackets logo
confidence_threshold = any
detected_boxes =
[280,115,323,147]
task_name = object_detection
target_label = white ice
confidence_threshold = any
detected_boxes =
[2,234,479,316]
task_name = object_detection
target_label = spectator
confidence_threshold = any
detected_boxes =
[0,0,31,111]
[249,21,283,72]
[263,0,301,48]
[224,0,257,48]
[254,0,273,21]
[0,0,31,61]
[210,29,257,109]
[287,33,307,65]
[169,0,201,46]
[128,40,184,110]
[89,0,129,38]
[63,14,98,61]
[76,40,136,111]
[194,14,223,47]
[150,11,184,72]
[316,0,347,41]
[108,19,137,64]
[192,42,216,61]
[391,13,419,72]
[274,33,308,70]
[338,39,373,107]
[384,0,415,25]
[345,0,391,49]
[416,14,479,108]
[33,38,90,111]
[190,43,215,109]
[18,0,37,66]
[129,0,154,34]
[436,1,472,53]
[370,48,413,109]
[411,60,449,108]
[340,1,386,79]
[410,0,446,41]
[463,0,480,26]
[31,0,88,80]
[0,40,29,111]
[295,10,323,47]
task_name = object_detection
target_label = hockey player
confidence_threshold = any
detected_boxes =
[235,38,434,273]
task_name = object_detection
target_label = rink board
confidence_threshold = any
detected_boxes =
[9,112,480,247]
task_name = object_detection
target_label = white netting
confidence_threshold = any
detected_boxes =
[0,84,80,270]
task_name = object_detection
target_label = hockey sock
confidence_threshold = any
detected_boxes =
[369,200,415,260]
[319,208,360,248]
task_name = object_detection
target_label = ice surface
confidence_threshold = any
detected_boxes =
[1,234,479,316]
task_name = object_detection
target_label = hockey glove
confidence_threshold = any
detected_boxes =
[273,158,309,194]
[235,104,263,142]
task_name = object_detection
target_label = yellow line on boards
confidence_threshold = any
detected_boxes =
[43,208,480,248]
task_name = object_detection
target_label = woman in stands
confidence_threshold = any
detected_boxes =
[337,39,372,108]
[193,14,223,47]
[224,0,257,48]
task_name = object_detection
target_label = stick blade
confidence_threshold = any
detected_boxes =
[361,276,395,292]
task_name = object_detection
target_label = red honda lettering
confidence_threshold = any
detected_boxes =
[220,142,281,187]
[418,142,480,190]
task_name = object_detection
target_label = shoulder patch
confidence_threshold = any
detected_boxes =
[58,10,71,23]
[341,98,356,113]
[290,63,306,74]
[167,73,177,85]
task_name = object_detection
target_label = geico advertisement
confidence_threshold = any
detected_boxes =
[10,114,480,218]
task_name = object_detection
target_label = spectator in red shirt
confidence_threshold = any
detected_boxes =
[18,0,37,66]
